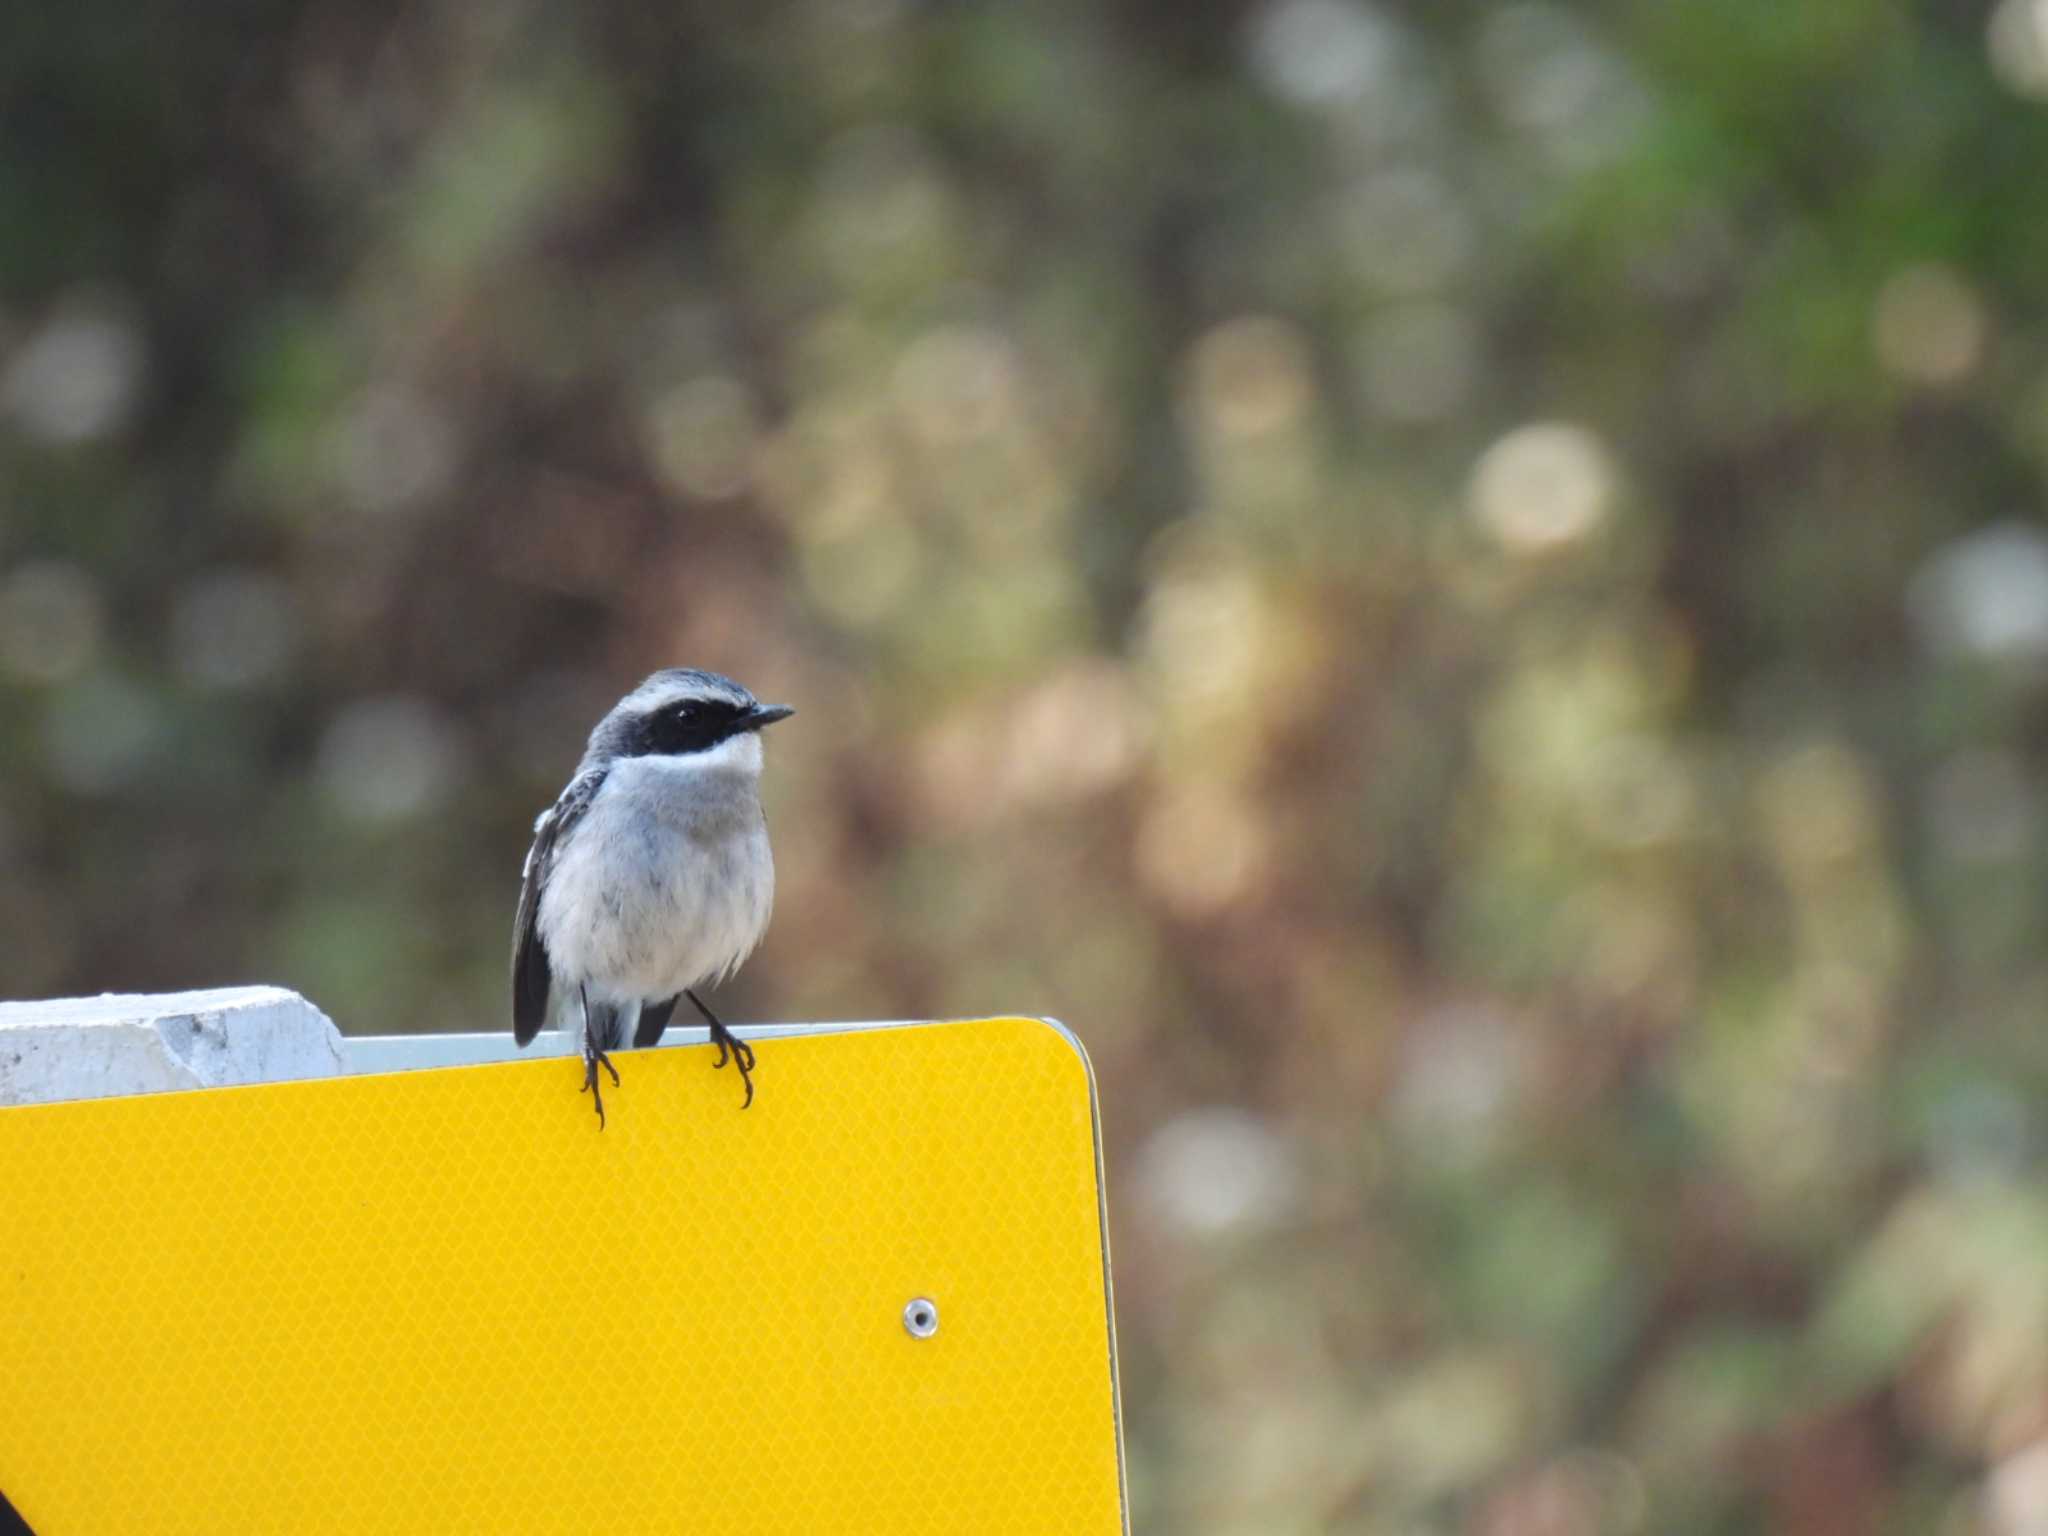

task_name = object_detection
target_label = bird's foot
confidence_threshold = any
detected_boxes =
[708,1021,756,1110]
[686,989,755,1109]
[581,1042,621,1128]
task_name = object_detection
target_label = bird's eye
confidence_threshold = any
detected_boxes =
[674,702,700,722]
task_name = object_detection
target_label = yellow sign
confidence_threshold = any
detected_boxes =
[0,1017,1125,1533]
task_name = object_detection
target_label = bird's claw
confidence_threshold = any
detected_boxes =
[687,989,756,1109]
[581,1043,619,1128]
[708,1022,756,1110]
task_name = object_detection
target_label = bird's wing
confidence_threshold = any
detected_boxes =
[511,766,606,1046]
[633,994,680,1048]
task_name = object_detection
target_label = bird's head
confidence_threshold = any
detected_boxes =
[591,669,793,771]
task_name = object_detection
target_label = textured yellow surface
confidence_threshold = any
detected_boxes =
[0,1017,1124,1533]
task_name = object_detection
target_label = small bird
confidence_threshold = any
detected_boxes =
[511,669,792,1125]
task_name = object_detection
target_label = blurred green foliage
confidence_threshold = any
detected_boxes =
[9,0,2048,1529]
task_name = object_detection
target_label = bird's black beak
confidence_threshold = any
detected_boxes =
[745,703,795,731]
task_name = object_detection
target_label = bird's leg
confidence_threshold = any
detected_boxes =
[686,988,755,1110]
[580,984,620,1128]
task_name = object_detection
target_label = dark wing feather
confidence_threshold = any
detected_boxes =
[633,994,680,1048]
[510,767,606,1046]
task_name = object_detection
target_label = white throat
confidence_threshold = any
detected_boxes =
[638,730,763,777]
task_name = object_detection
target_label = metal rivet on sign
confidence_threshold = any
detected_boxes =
[903,1297,939,1339]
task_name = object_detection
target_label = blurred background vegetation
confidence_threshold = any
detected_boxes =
[9,0,2048,1529]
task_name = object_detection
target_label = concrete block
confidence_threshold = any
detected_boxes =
[0,986,346,1107]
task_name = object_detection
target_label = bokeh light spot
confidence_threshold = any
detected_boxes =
[1135,1107,1296,1237]
[1910,521,2048,666]
[1873,264,1987,387]
[332,384,459,516]
[316,696,466,823]
[645,376,761,501]
[2,294,146,445]
[1247,0,1398,107]
[1334,170,1474,295]
[170,570,299,691]
[1989,0,2048,98]
[1186,316,1316,441]
[1469,422,1616,555]
[894,326,1024,446]
[0,562,105,685]
[41,673,164,795]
